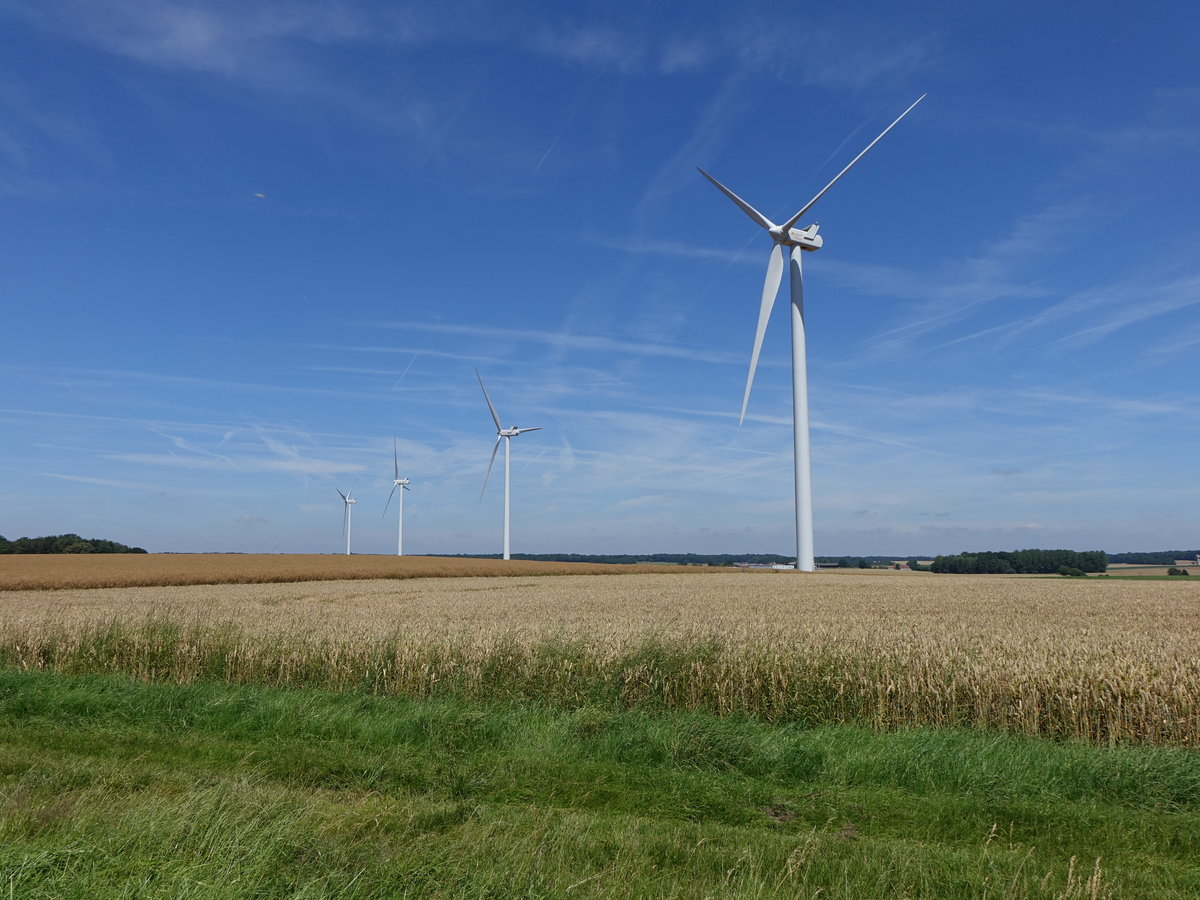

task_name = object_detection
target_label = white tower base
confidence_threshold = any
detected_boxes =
[790,247,815,572]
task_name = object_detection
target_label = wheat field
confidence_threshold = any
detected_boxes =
[2,562,1198,746]
[0,552,698,590]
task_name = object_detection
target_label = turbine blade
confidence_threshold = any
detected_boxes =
[336,488,347,501]
[382,483,398,519]
[402,484,411,492]
[696,168,776,231]
[342,504,348,539]
[393,436,399,480]
[781,94,926,232]
[515,426,542,435]
[740,243,785,425]
[479,436,502,502]
[476,369,503,432]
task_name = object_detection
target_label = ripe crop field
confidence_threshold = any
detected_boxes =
[0,552,696,591]
[2,567,1198,746]
[4,565,1200,896]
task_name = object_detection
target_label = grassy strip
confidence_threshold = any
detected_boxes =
[2,669,1199,897]
[4,618,1197,746]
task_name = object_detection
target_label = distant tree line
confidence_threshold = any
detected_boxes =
[929,549,1106,574]
[0,534,147,554]
[818,556,905,569]
[1107,551,1198,565]
[436,553,795,567]
[441,554,916,568]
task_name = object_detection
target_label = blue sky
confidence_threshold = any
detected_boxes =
[2,0,1198,557]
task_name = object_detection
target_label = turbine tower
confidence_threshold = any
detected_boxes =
[337,482,357,556]
[382,437,411,556]
[476,369,541,560]
[699,95,925,572]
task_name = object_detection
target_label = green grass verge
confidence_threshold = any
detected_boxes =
[1,669,1198,897]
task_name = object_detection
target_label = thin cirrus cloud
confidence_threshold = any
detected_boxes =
[921,272,1200,360]
[526,22,647,73]
[4,1,428,76]
[847,201,1095,361]
[372,320,747,366]
[42,473,155,491]
[107,452,365,477]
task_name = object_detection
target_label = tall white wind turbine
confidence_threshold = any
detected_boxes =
[476,370,541,561]
[382,437,411,556]
[699,95,925,573]
[337,482,357,556]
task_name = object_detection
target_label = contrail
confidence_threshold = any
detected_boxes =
[392,352,419,389]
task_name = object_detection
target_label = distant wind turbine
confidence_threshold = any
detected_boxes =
[382,437,411,556]
[698,94,925,573]
[476,370,541,560]
[337,482,357,555]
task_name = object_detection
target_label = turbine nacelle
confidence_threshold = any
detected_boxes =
[767,222,823,250]
[787,223,823,251]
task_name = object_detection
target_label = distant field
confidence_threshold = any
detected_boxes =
[2,570,1197,746]
[0,553,706,591]
[1103,564,1195,576]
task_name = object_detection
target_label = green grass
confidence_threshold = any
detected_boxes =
[1,669,1198,897]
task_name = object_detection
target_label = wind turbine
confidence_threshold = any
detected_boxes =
[476,369,541,560]
[698,95,925,573]
[336,482,357,555]
[382,437,411,556]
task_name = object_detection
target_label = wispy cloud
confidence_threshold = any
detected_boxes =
[588,233,760,265]
[1038,275,1200,350]
[108,448,364,477]
[527,22,646,73]
[856,90,1200,364]
[15,365,398,402]
[42,473,153,490]
[633,71,748,229]
[1142,321,1200,361]
[850,201,1091,360]
[659,36,711,75]
[727,20,942,90]
[1009,388,1197,419]
[292,343,503,365]
[373,320,747,366]
[5,1,431,81]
